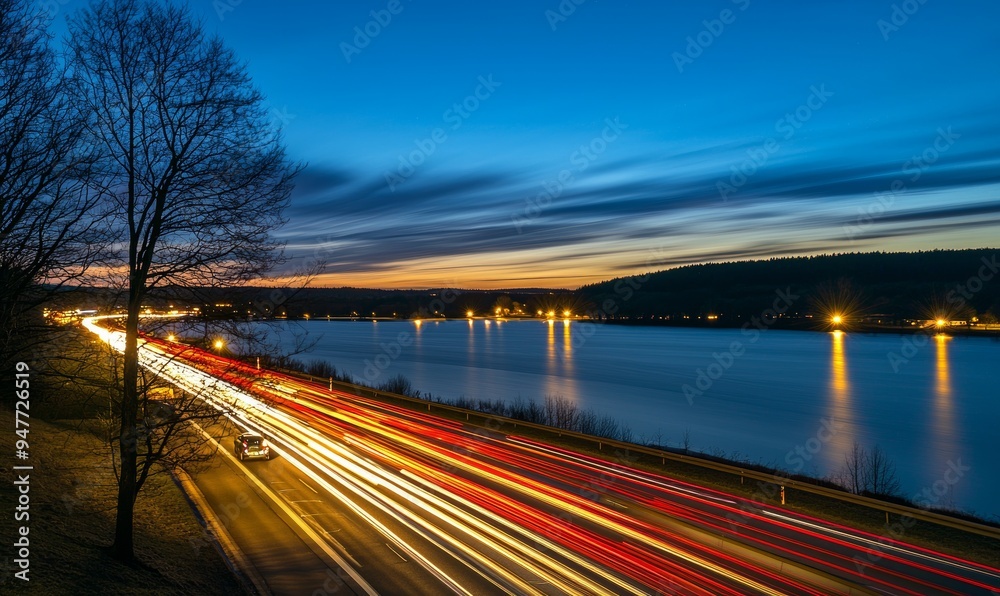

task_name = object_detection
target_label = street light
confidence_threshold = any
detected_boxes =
[466,310,474,318]
[213,339,224,351]
[831,315,842,326]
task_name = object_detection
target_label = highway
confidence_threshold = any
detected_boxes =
[84,317,1000,595]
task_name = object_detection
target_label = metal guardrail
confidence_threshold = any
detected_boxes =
[277,368,1000,542]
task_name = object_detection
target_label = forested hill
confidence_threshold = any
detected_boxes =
[576,249,1000,324]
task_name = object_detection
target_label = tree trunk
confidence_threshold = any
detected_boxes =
[111,288,141,562]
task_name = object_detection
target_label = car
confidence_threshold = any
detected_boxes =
[233,432,271,461]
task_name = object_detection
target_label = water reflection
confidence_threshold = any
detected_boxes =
[935,334,952,399]
[562,319,572,359]
[544,319,579,401]
[546,319,556,365]
[412,319,423,347]
[931,334,956,466]
[825,331,854,468]
[831,331,848,395]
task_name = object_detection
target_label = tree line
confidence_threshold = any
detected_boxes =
[168,249,1000,326]
[577,249,1000,324]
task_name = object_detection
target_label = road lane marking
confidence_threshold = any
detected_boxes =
[385,543,408,562]
[190,421,380,596]
[324,534,362,569]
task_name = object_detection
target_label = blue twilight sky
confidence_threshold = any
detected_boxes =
[56,1,1000,288]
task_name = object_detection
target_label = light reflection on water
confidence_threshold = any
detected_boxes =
[823,331,855,472]
[273,319,998,518]
[929,334,959,492]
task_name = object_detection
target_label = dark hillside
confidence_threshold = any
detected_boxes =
[577,249,1000,325]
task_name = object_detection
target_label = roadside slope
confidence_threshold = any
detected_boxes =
[0,410,244,595]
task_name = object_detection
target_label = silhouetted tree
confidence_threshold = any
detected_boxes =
[838,441,900,497]
[863,444,901,497]
[840,441,864,495]
[378,372,416,397]
[0,0,98,383]
[67,0,299,562]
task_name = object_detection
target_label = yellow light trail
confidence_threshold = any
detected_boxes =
[83,317,647,595]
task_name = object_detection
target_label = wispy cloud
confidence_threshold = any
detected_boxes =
[278,122,1000,288]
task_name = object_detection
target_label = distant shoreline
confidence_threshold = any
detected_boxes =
[283,316,1000,338]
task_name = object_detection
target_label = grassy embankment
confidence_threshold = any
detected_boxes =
[0,408,243,595]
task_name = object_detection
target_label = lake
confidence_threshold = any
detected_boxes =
[270,318,1000,519]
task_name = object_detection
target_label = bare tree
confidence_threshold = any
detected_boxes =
[544,394,579,430]
[0,0,98,381]
[67,0,299,562]
[838,441,900,497]
[863,444,901,497]
[840,440,866,495]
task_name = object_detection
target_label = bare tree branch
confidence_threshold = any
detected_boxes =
[0,0,100,380]
[67,0,300,562]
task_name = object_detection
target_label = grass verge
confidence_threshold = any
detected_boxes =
[0,409,244,595]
